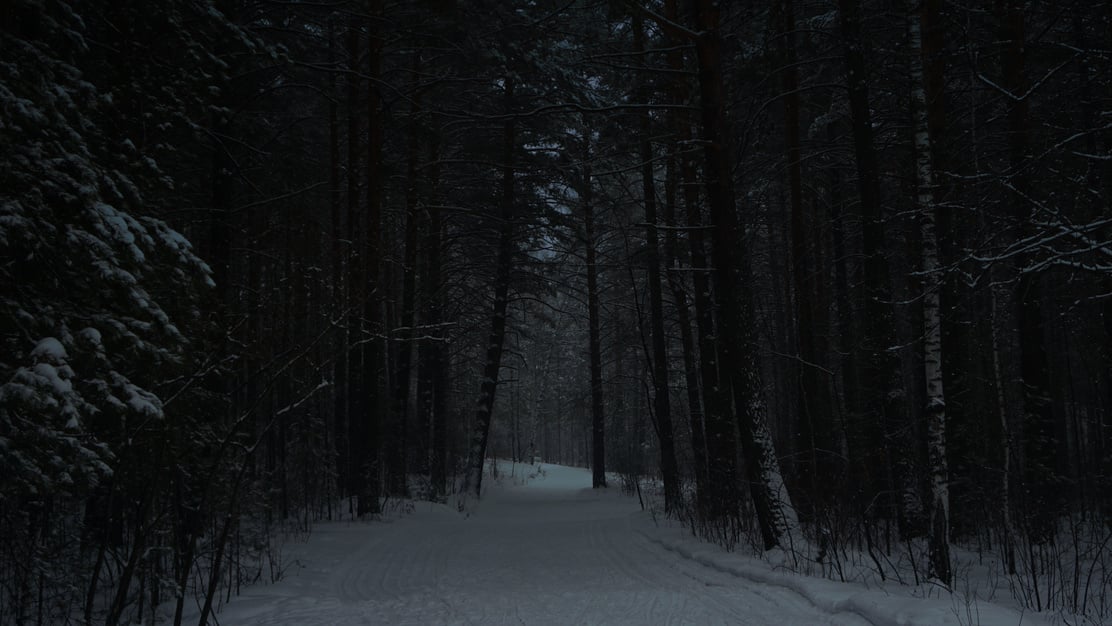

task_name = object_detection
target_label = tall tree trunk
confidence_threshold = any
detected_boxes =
[681,156,737,521]
[583,150,607,489]
[326,16,348,512]
[836,0,920,534]
[420,137,449,497]
[663,102,708,510]
[690,0,798,549]
[634,14,681,512]
[342,20,364,513]
[989,276,1019,573]
[460,77,516,502]
[908,0,951,586]
[416,138,441,473]
[352,6,385,517]
[778,0,829,519]
[996,0,1059,543]
[824,121,856,489]
[665,0,740,523]
[386,57,422,498]
[983,4,1026,564]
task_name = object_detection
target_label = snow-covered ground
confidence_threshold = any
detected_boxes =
[205,463,1051,625]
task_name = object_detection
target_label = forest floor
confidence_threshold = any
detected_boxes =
[202,462,1050,625]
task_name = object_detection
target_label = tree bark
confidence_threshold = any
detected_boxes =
[664,0,734,523]
[663,106,708,511]
[417,137,447,496]
[836,0,920,533]
[689,0,798,549]
[386,57,423,499]
[460,77,516,502]
[633,14,681,512]
[354,5,385,517]
[583,149,607,489]
[996,0,1060,543]
[908,0,951,586]
[343,20,365,511]
[778,0,829,520]
[325,16,349,513]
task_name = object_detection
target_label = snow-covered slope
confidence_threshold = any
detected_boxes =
[207,463,1048,625]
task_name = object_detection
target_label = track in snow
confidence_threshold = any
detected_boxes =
[211,464,872,625]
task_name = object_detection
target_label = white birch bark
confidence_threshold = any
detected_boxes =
[908,0,951,586]
[745,368,801,541]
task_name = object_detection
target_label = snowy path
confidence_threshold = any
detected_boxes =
[213,463,872,625]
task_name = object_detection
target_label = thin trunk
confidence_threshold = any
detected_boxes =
[690,0,798,549]
[634,14,681,512]
[424,138,449,497]
[460,77,516,502]
[584,152,607,488]
[359,1,386,514]
[84,533,106,625]
[990,282,1018,574]
[909,0,951,586]
[684,145,738,523]
[185,71,234,625]
[197,463,249,626]
[827,122,856,488]
[344,21,365,510]
[327,16,348,509]
[209,128,233,306]
[667,0,740,522]
[416,138,442,481]
[105,493,151,626]
[996,0,1059,543]
[779,0,827,518]
[387,58,422,498]
[836,0,920,533]
[663,103,708,509]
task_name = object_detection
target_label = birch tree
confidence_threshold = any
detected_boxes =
[908,0,951,587]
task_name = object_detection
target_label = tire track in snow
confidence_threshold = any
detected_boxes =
[584,515,672,623]
[549,518,643,624]
[591,512,756,625]
[330,522,397,603]
[366,527,433,601]
[639,532,874,626]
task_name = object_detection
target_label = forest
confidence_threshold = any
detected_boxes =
[1,0,1110,623]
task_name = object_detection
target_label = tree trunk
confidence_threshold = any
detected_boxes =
[662,71,708,509]
[326,16,348,513]
[460,77,516,502]
[778,0,829,520]
[583,150,607,489]
[105,493,152,626]
[353,6,385,517]
[418,137,447,496]
[690,0,798,549]
[836,0,920,534]
[342,19,364,511]
[387,59,423,498]
[908,0,951,586]
[996,0,1060,543]
[665,0,740,523]
[634,14,681,512]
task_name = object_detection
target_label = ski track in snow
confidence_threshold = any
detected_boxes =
[211,465,875,625]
